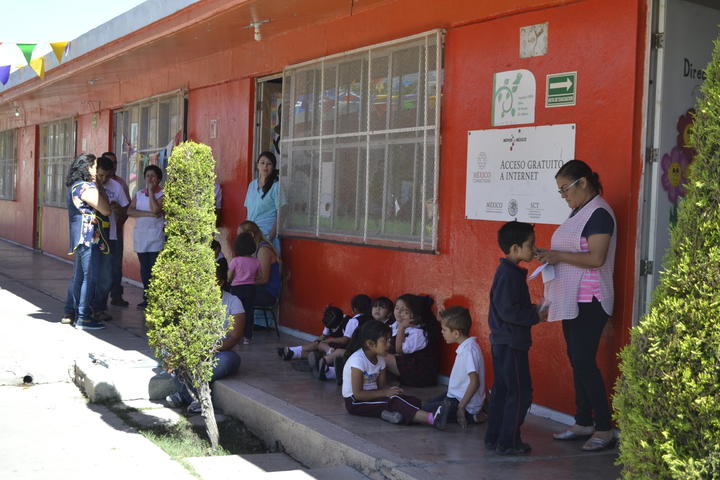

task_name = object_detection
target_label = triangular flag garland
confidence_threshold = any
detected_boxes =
[0,41,71,86]
[16,43,36,65]
[29,57,44,79]
[49,42,69,63]
[0,65,9,85]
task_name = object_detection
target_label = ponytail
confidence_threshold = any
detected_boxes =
[555,159,603,194]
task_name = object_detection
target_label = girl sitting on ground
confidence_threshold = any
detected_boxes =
[382,294,440,387]
[343,320,443,427]
[227,232,261,344]
[276,304,348,361]
[372,296,395,335]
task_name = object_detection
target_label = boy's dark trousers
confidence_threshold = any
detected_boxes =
[484,344,532,450]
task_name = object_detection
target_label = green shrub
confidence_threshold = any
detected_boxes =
[145,141,228,450]
[614,38,720,479]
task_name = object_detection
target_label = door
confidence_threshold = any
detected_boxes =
[638,0,720,319]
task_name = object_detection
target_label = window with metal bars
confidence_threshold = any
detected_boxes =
[112,92,184,197]
[0,129,16,200]
[39,118,76,207]
[280,30,443,251]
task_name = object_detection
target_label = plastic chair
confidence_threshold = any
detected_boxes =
[255,300,279,337]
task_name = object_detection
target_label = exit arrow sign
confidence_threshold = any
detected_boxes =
[546,72,577,107]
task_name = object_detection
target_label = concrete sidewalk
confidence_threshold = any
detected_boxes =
[0,239,621,479]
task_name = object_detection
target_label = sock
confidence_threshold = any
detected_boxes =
[428,412,434,424]
[325,366,336,379]
[290,346,302,358]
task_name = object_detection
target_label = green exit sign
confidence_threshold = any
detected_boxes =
[546,72,577,107]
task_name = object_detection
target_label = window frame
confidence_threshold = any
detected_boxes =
[279,29,444,252]
[39,117,76,208]
[0,129,17,201]
[112,90,185,197]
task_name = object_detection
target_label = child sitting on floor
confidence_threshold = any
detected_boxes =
[371,296,395,335]
[342,320,444,427]
[276,304,348,361]
[422,306,487,430]
[310,293,371,381]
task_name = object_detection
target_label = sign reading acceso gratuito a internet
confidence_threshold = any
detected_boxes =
[465,124,576,225]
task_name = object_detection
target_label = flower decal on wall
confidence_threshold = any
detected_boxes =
[660,146,690,203]
[676,108,696,160]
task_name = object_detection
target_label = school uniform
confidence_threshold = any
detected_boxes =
[394,323,441,387]
[423,337,486,423]
[484,258,540,451]
[342,349,421,425]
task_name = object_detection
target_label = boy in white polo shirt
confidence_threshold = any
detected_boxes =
[424,306,486,430]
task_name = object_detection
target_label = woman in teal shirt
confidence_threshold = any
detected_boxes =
[244,151,284,251]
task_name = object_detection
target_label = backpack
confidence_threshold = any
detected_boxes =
[322,305,346,332]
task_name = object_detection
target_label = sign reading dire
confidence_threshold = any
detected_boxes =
[465,124,576,225]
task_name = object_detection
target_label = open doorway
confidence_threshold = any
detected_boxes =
[254,75,283,166]
[638,0,720,318]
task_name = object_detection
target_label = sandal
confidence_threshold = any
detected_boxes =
[553,425,594,440]
[581,434,616,451]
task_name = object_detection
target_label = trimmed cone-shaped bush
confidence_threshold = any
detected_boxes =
[614,38,720,479]
[145,141,227,449]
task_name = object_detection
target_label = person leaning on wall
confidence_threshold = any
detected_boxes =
[535,159,617,452]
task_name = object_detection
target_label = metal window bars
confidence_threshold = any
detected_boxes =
[280,29,443,251]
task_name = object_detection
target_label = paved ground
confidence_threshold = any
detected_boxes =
[0,239,622,479]
[0,247,194,480]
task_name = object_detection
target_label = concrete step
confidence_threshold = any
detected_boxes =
[185,454,369,480]
[73,351,176,402]
[265,466,370,479]
[212,380,421,480]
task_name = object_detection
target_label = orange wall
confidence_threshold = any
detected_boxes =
[0,126,37,246]
[186,79,255,256]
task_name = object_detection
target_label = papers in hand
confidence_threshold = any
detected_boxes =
[529,263,555,282]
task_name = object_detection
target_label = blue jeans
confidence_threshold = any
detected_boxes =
[110,237,124,300]
[64,244,100,321]
[137,251,159,301]
[174,350,241,404]
[91,250,113,312]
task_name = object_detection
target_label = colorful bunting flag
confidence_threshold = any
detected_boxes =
[0,65,9,85]
[29,57,44,79]
[16,43,36,65]
[50,42,69,63]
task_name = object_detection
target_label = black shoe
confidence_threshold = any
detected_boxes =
[496,442,532,455]
[484,441,497,451]
[433,399,451,431]
[277,347,294,361]
[110,298,129,307]
[334,357,345,385]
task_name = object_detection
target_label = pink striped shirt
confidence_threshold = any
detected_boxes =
[577,237,602,303]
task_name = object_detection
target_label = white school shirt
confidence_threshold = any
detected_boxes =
[342,314,363,338]
[342,349,385,398]
[104,178,130,241]
[133,189,165,253]
[401,326,428,354]
[447,337,486,414]
[220,291,244,341]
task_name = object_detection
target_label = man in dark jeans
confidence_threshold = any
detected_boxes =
[103,152,132,307]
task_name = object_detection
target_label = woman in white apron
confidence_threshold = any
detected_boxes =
[128,165,164,309]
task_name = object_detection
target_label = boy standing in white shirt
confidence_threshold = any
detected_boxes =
[425,306,486,430]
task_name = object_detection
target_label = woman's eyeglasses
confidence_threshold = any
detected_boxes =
[558,178,581,195]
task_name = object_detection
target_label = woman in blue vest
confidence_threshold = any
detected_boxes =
[62,154,111,330]
[244,151,285,251]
